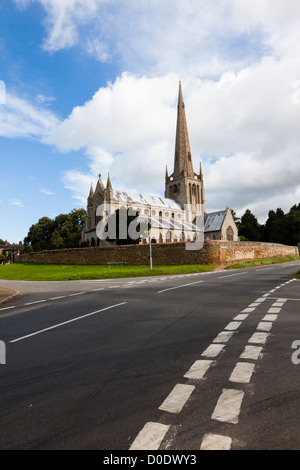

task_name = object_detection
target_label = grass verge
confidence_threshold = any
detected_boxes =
[294,270,300,279]
[226,255,299,270]
[0,263,215,281]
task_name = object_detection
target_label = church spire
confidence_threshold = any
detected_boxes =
[173,81,194,179]
[88,183,94,198]
[106,172,112,190]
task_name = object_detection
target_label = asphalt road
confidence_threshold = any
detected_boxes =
[0,261,300,451]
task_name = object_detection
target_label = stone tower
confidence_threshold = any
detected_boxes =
[165,82,206,217]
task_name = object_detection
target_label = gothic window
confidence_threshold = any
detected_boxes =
[226,226,234,242]
[173,185,178,193]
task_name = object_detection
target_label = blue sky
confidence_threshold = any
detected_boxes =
[1,0,300,243]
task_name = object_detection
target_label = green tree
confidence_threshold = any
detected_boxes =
[24,209,86,252]
[238,209,262,241]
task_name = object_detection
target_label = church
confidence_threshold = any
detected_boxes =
[81,82,238,246]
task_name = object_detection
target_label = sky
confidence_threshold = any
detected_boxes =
[0,0,300,243]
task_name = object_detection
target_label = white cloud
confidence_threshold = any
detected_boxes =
[0,89,60,139]
[39,188,56,195]
[9,199,24,207]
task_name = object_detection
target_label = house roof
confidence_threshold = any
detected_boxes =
[204,210,227,232]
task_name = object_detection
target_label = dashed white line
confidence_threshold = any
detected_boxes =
[184,360,214,380]
[129,422,170,451]
[257,321,273,332]
[158,383,195,414]
[224,321,242,331]
[229,362,255,384]
[201,343,225,358]
[69,292,86,296]
[211,389,244,424]
[218,272,247,279]
[213,331,234,343]
[157,280,203,294]
[248,332,270,344]
[200,433,232,450]
[240,345,263,361]
[25,300,46,306]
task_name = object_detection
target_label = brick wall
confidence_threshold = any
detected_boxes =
[16,241,298,266]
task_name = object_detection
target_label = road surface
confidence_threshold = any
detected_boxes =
[0,261,299,450]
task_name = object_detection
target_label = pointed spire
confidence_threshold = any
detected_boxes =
[88,183,94,198]
[106,172,112,190]
[173,82,194,179]
[165,165,169,180]
[199,162,203,181]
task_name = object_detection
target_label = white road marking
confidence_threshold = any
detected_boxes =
[49,296,66,300]
[218,272,247,279]
[248,303,260,307]
[268,307,281,314]
[262,314,278,321]
[69,292,86,296]
[129,422,170,451]
[158,383,195,414]
[9,302,127,343]
[241,307,256,313]
[248,332,270,344]
[256,267,274,271]
[224,321,242,331]
[201,343,225,358]
[92,288,104,292]
[211,389,244,424]
[25,300,46,306]
[200,433,232,450]
[229,362,255,383]
[157,280,203,294]
[240,345,262,360]
[255,298,267,303]
[233,314,248,321]
[184,360,214,380]
[0,305,16,311]
[213,331,234,343]
[257,321,273,332]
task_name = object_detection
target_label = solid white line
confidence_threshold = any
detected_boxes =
[218,272,247,279]
[201,343,225,358]
[229,362,255,383]
[158,383,195,414]
[211,388,244,424]
[184,360,214,380]
[157,280,203,294]
[200,433,232,450]
[129,422,170,450]
[9,302,127,343]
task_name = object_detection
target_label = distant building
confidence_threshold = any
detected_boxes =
[81,83,238,246]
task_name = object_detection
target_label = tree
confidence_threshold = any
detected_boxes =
[24,209,86,252]
[238,209,262,241]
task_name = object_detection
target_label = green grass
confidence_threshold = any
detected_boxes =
[225,255,299,270]
[294,270,300,279]
[0,263,215,281]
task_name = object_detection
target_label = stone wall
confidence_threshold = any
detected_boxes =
[16,241,298,266]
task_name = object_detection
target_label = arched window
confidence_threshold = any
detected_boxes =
[226,226,234,241]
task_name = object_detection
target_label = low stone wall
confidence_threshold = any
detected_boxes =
[16,241,298,266]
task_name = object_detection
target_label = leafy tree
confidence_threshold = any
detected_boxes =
[238,209,262,241]
[24,209,86,252]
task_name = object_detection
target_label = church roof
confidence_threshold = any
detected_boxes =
[204,210,227,232]
[113,190,181,210]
